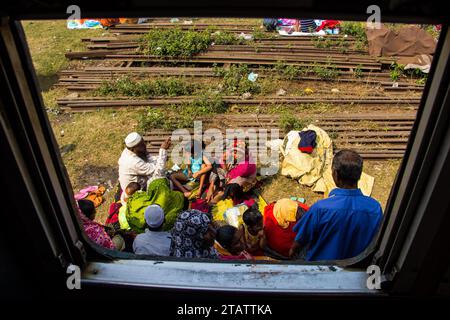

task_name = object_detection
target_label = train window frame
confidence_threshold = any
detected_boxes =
[1,8,449,295]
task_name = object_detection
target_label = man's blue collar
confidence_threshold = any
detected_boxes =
[329,188,363,197]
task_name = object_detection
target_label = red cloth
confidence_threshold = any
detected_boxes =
[316,20,341,31]
[298,146,314,154]
[105,202,121,225]
[263,202,309,257]
[191,199,210,213]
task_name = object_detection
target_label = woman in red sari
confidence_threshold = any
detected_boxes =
[263,198,309,258]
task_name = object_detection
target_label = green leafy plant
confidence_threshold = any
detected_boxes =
[273,61,309,80]
[139,28,212,58]
[313,63,340,80]
[139,29,247,58]
[354,64,364,78]
[279,113,309,132]
[389,63,404,81]
[137,109,167,131]
[95,76,196,97]
[212,31,244,45]
[340,21,368,51]
[340,22,366,39]
[213,64,261,94]
[252,28,276,40]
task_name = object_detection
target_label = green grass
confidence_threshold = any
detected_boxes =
[137,93,229,131]
[22,20,103,79]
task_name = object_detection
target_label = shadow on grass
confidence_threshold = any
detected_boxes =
[37,74,59,92]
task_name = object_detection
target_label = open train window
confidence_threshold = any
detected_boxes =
[1,3,450,297]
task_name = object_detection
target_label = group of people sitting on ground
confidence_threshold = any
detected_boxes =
[75,131,383,261]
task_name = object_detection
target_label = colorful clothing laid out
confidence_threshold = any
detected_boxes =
[264,201,309,257]
[300,19,317,32]
[170,210,218,259]
[67,18,121,29]
[78,208,115,250]
[67,19,104,29]
[293,188,383,261]
[126,178,184,233]
[74,186,106,208]
[74,186,99,200]
[133,229,172,256]
[316,20,341,31]
[277,18,298,26]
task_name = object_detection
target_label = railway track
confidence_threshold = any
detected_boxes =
[56,66,424,92]
[57,96,421,112]
[141,113,415,159]
[56,22,427,160]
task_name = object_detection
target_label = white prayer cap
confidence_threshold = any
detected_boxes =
[144,205,165,228]
[125,132,143,148]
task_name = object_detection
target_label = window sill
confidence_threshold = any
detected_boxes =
[82,260,384,295]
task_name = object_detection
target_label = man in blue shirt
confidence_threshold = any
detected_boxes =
[289,150,383,261]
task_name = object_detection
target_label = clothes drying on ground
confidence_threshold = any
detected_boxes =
[316,20,340,31]
[300,19,317,32]
[280,124,374,197]
[74,186,106,208]
[298,130,317,154]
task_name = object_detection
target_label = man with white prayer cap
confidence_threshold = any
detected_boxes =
[118,132,171,195]
[132,205,172,256]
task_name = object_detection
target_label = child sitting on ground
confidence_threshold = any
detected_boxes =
[120,181,141,205]
[170,140,212,199]
[241,207,266,255]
